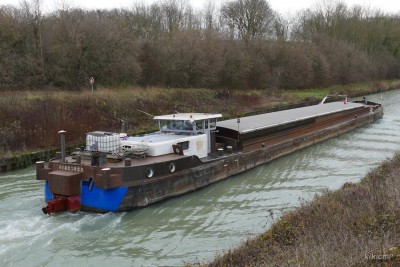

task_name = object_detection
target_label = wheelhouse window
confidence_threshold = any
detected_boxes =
[158,117,219,134]
[209,119,217,129]
[195,120,204,131]
[159,120,193,132]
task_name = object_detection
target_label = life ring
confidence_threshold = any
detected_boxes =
[169,163,176,173]
[146,167,154,178]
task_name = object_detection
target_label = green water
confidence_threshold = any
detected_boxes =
[1,90,400,266]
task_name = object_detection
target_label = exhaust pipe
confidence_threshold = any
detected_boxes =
[120,119,126,133]
[58,130,66,163]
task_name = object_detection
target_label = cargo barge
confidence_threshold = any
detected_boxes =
[36,98,383,214]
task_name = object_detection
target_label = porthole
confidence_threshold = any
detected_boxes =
[169,163,176,173]
[146,167,154,178]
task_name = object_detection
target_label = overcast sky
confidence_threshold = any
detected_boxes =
[1,0,400,15]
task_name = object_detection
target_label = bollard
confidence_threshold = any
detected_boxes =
[36,161,45,171]
[102,168,111,180]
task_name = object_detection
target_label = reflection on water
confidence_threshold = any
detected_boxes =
[1,90,399,266]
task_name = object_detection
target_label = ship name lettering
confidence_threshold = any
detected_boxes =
[58,165,83,173]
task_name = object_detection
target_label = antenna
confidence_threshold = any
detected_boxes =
[320,94,348,104]
[136,109,154,117]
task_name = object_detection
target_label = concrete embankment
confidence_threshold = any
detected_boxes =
[0,146,78,172]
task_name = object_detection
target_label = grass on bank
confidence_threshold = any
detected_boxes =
[206,153,400,267]
[287,79,400,99]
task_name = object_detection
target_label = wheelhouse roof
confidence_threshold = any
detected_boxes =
[217,102,365,134]
[154,113,222,121]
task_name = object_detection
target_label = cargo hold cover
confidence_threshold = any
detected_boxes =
[217,102,364,135]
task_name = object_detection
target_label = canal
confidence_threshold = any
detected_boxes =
[1,89,400,266]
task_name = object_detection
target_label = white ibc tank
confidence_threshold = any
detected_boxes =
[86,131,120,153]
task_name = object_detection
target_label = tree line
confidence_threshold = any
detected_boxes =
[1,0,400,90]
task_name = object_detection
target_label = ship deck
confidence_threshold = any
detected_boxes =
[64,152,188,168]
[62,149,225,168]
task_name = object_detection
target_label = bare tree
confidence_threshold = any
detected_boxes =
[274,13,290,41]
[160,0,190,33]
[221,0,275,41]
[202,0,218,31]
[1,0,400,90]
[128,3,164,43]
[20,0,45,84]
